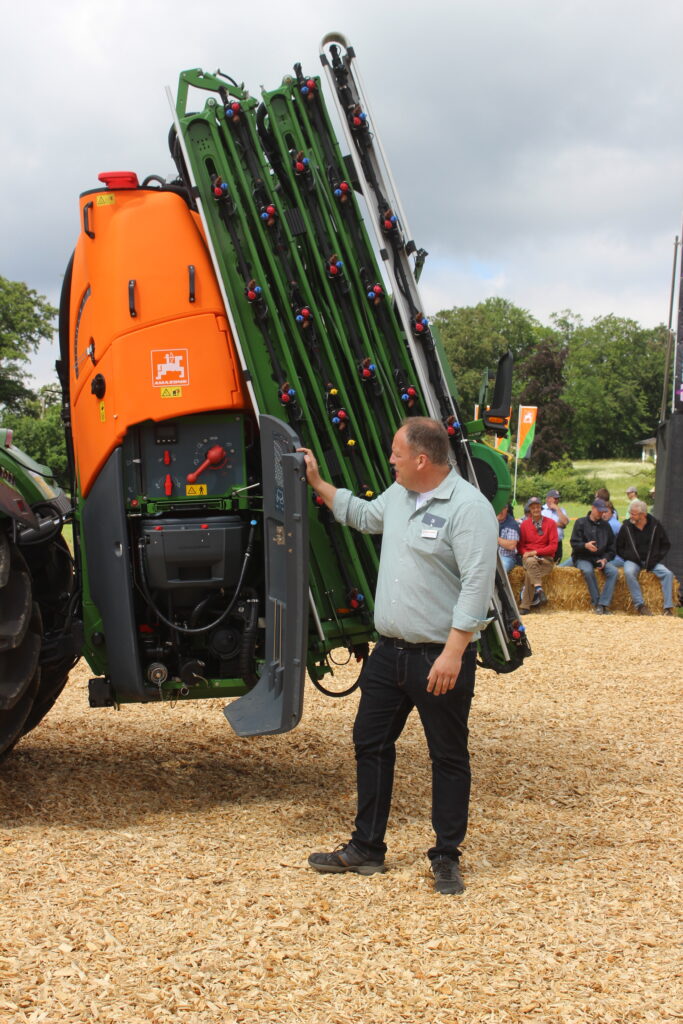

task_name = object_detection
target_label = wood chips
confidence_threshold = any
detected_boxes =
[1,612,681,1024]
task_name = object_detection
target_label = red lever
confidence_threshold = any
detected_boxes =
[186,445,227,483]
[164,474,173,496]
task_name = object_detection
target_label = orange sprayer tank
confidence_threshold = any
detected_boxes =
[67,175,249,496]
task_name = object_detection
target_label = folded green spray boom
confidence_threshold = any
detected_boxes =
[168,34,529,689]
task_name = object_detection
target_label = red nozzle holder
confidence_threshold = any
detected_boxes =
[97,171,140,190]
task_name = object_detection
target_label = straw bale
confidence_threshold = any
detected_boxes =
[0,611,681,1023]
[509,565,680,612]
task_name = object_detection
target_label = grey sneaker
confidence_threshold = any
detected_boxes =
[595,605,611,615]
[534,588,548,606]
[636,604,653,616]
[308,842,386,875]
[431,856,465,895]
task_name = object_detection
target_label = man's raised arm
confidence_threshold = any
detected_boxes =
[297,448,337,509]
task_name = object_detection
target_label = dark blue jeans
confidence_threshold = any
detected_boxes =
[351,638,476,862]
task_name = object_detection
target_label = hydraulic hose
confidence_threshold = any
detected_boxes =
[136,520,257,636]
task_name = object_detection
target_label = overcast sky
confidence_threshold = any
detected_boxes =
[2,0,682,387]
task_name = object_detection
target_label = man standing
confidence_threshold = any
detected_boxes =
[616,500,675,615]
[298,418,498,895]
[542,489,569,561]
[517,497,558,613]
[569,498,618,613]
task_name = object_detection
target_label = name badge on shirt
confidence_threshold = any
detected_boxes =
[421,528,438,539]
[422,513,446,528]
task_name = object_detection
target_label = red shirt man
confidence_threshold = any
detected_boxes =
[517,497,558,612]
[518,509,559,558]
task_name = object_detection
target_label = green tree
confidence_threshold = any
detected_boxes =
[518,336,573,471]
[4,386,68,490]
[562,315,668,458]
[0,276,57,413]
[431,298,540,417]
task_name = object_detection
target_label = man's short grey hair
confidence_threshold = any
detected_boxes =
[402,417,450,466]
[629,499,647,514]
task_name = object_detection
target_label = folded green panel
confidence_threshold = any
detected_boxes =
[171,52,530,678]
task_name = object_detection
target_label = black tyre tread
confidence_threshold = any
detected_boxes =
[20,660,73,737]
[0,540,43,759]
[0,602,42,757]
[0,625,42,709]
[0,549,32,651]
[19,535,79,738]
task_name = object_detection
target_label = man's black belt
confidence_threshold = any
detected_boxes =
[379,636,443,651]
[379,636,477,652]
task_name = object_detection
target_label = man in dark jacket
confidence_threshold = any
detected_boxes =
[616,500,675,615]
[570,497,618,614]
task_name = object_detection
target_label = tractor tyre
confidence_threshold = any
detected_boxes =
[20,535,78,739]
[0,534,43,758]
[20,658,72,738]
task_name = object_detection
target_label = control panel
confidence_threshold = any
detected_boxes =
[123,413,248,508]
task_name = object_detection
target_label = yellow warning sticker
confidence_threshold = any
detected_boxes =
[160,386,183,398]
[96,194,116,206]
[186,484,208,496]
[99,402,106,422]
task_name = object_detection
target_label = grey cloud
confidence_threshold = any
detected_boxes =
[2,0,682,389]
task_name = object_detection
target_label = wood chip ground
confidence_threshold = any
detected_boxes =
[1,611,681,1023]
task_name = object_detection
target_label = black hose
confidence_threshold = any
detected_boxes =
[136,521,257,636]
[141,174,167,188]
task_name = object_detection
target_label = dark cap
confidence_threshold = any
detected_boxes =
[592,498,609,511]
[545,489,560,499]
[525,496,542,512]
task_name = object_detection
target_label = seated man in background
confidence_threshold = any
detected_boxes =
[569,498,618,614]
[542,489,569,562]
[517,497,558,613]
[616,500,675,616]
[496,505,520,573]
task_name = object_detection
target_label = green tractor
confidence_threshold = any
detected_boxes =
[0,429,79,755]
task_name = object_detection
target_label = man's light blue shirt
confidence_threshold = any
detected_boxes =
[332,469,498,644]
[542,504,568,541]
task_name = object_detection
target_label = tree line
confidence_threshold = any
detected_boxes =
[0,277,669,483]
[432,297,668,470]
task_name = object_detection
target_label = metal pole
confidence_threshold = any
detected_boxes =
[660,233,680,421]
[512,406,520,505]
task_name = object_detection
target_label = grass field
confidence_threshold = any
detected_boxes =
[571,459,656,504]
